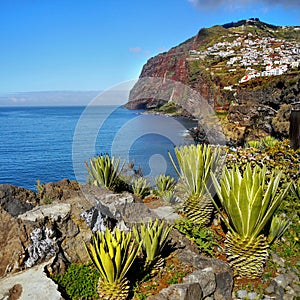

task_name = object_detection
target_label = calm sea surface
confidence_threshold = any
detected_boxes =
[0,106,195,190]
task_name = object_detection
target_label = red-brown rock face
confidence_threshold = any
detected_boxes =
[126,21,300,143]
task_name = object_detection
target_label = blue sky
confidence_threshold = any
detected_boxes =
[0,0,299,95]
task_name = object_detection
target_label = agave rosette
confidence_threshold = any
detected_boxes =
[85,228,142,299]
[211,164,291,278]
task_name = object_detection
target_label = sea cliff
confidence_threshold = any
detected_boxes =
[126,19,300,144]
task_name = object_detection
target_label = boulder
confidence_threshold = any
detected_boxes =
[147,283,203,300]
[0,208,31,277]
[0,184,38,216]
[177,248,233,300]
[183,268,216,298]
[0,259,63,300]
[38,178,81,204]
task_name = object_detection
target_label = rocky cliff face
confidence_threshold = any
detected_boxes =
[126,19,300,144]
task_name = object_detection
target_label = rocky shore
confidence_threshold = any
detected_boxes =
[0,179,299,299]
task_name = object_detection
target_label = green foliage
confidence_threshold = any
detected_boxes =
[211,163,291,278]
[292,179,300,200]
[268,215,290,244]
[227,142,299,227]
[132,177,150,199]
[226,140,300,183]
[276,181,300,224]
[262,136,278,148]
[85,154,124,191]
[211,164,290,239]
[246,140,262,149]
[169,144,221,199]
[245,136,278,150]
[51,263,100,300]
[35,179,52,204]
[35,179,44,196]
[169,144,223,225]
[271,222,300,261]
[166,271,186,284]
[175,218,218,256]
[85,228,141,284]
[85,228,142,299]
[134,292,148,300]
[155,102,179,114]
[133,219,173,269]
[155,174,176,203]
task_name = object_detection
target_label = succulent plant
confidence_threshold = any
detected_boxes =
[245,136,278,150]
[292,179,300,200]
[169,144,223,225]
[131,177,150,199]
[85,228,142,300]
[268,214,290,244]
[211,164,291,278]
[133,219,173,273]
[155,174,176,203]
[85,154,124,191]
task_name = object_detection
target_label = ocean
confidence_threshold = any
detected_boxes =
[0,106,196,190]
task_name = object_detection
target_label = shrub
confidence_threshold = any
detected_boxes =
[175,218,219,256]
[133,219,173,273]
[51,263,100,300]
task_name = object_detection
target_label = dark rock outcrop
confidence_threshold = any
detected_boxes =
[0,184,38,216]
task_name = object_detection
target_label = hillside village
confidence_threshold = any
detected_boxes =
[188,25,300,85]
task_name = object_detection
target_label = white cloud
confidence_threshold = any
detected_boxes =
[129,47,142,53]
[187,0,300,9]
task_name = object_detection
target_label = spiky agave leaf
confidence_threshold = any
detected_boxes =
[262,135,278,148]
[155,174,176,193]
[131,177,150,198]
[292,179,300,200]
[85,154,124,190]
[268,214,290,244]
[246,140,262,149]
[169,144,223,225]
[155,174,176,203]
[85,228,142,299]
[210,163,291,278]
[133,219,173,272]
[211,164,291,239]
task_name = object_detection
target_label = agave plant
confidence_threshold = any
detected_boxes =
[268,214,290,244]
[85,228,142,300]
[85,154,124,191]
[155,174,176,203]
[245,140,262,149]
[169,144,222,225]
[211,164,291,278]
[262,136,278,148]
[131,177,150,199]
[132,219,173,273]
[292,179,300,200]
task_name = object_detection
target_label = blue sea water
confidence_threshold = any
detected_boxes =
[0,106,195,190]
